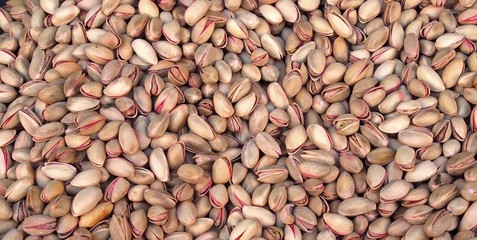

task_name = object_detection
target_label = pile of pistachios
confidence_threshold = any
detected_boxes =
[1,0,477,239]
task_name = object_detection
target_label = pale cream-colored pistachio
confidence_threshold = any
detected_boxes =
[144,188,177,209]
[51,5,80,26]
[184,218,213,237]
[293,206,317,233]
[145,113,169,139]
[0,84,17,104]
[163,20,182,45]
[321,63,347,85]
[251,183,271,207]
[415,65,445,92]
[31,121,65,142]
[310,15,334,38]
[267,82,289,109]
[259,5,283,25]
[177,201,197,227]
[282,224,301,240]
[188,17,214,44]
[5,177,33,203]
[404,161,438,183]
[0,197,12,220]
[306,124,333,151]
[104,157,135,177]
[129,209,148,238]
[110,214,132,240]
[254,132,281,158]
[290,42,314,64]
[131,39,158,65]
[261,34,285,60]
[358,0,381,23]
[367,217,391,238]
[184,0,210,26]
[151,42,181,63]
[187,113,216,140]
[379,114,410,134]
[322,213,354,235]
[297,161,330,179]
[146,205,168,226]
[70,168,102,188]
[447,197,469,216]
[276,0,300,23]
[412,108,444,127]
[300,151,335,168]
[41,162,76,181]
[335,171,354,199]
[0,129,15,148]
[266,185,286,212]
[102,0,120,15]
[0,49,16,65]
[229,218,261,240]
[1,0,477,237]
[256,165,289,184]
[338,197,376,216]
[138,0,159,18]
[396,100,422,115]
[461,181,477,202]
[461,201,477,231]
[395,145,416,171]
[243,205,276,227]
[234,91,258,117]
[401,187,430,208]
[149,148,170,182]
[208,183,228,208]
[284,125,307,154]
[71,186,102,216]
[389,218,412,235]
[380,179,413,203]
[2,229,23,240]
[338,154,362,174]
[117,122,139,155]
[84,44,115,65]
[435,33,465,50]
[327,9,353,38]
[398,127,434,148]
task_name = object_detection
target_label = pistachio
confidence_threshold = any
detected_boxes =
[71,186,103,216]
[338,197,376,216]
[322,213,354,235]
[0,1,475,239]
[23,215,57,236]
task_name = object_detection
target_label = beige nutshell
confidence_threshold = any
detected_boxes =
[0,0,476,239]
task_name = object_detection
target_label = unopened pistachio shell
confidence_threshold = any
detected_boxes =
[338,197,376,216]
[0,0,476,238]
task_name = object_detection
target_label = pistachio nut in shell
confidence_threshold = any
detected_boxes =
[0,0,476,238]
[322,213,354,235]
[338,197,377,216]
[71,186,103,216]
[23,215,57,236]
